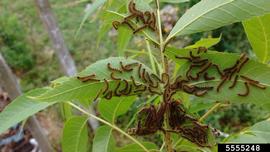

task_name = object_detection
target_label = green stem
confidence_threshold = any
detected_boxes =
[68,102,150,152]
[155,0,172,151]
[199,103,222,122]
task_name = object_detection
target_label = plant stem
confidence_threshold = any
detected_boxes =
[155,0,167,74]
[68,102,150,152]
[199,103,222,122]
[155,0,172,151]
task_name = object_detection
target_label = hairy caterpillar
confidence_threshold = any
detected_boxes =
[77,74,99,82]
[134,85,147,93]
[107,63,122,73]
[130,76,142,88]
[120,61,133,72]
[114,81,122,96]
[110,72,121,81]
[203,73,215,80]
[229,75,238,89]
[138,64,142,78]
[104,90,113,100]
[102,79,109,95]
[237,82,249,96]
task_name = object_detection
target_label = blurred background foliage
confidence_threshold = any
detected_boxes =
[0,0,268,148]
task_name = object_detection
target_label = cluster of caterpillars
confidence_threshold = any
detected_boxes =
[128,99,212,147]
[112,1,157,33]
[77,61,166,100]
[175,48,267,97]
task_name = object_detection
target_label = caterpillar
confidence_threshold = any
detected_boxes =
[120,79,129,93]
[122,20,136,31]
[77,74,99,82]
[145,72,154,86]
[114,81,122,96]
[104,90,113,100]
[110,72,121,81]
[236,56,249,72]
[204,73,215,80]
[161,73,169,87]
[197,47,208,54]
[249,82,267,89]
[212,64,224,77]
[240,75,266,89]
[138,64,142,78]
[186,64,200,80]
[194,90,208,97]
[240,75,259,84]
[195,86,214,91]
[93,88,103,101]
[107,63,122,73]
[216,76,228,92]
[130,76,142,88]
[122,84,133,95]
[193,59,208,64]
[102,79,109,95]
[182,84,195,94]
[112,21,120,30]
[237,82,249,96]
[229,75,239,89]
[150,74,162,83]
[134,85,147,93]
[120,61,133,72]
[189,51,200,59]
[141,68,147,82]
[148,87,162,95]
[127,0,145,23]
[175,55,192,62]
[198,62,212,75]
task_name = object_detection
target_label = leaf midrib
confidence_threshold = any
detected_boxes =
[75,118,88,152]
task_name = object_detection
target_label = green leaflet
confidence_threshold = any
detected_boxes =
[92,126,115,152]
[167,0,270,42]
[165,48,270,110]
[0,88,54,134]
[243,13,270,63]
[224,120,270,143]
[98,96,136,123]
[62,116,89,152]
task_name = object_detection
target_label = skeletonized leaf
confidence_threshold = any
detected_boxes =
[165,47,270,110]
[225,120,270,143]
[62,116,89,152]
[167,0,270,41]
[98,96,136,123]
[92,126,115,152]
[29,57,158,105]
[243,13,270,63]
[0,88,53,134]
